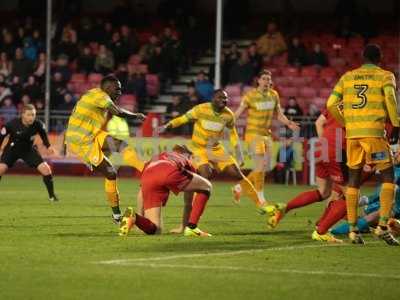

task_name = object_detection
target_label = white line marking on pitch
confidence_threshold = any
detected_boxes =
[124,262,400,280]
[96,243,349,265]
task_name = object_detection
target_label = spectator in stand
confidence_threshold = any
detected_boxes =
[57,93,76,112]
[229,50,255,85]
[18,94,32,111]
[284,96,303,120]
[139,35,159,62]
[0,82,12,103]
[0,52,12,77]
[247,42,262,74]
[308,43,328,67]
[95,44,115,75]
[22,37,37,62]
[167,94,192,135]
[53,54,71,82]
[308,103,320,118]
[120,25,139,56]
[55,30,78,61]
[33,52,46,81]
[225,42,241,74]
[274,133,295,184]
[32,29,44,53]
[1,31,16,58]
[301,103,321,138]
[115,64,128,87]
[194,70,214,102]
[126,69,147,110]
[181,85,200,108]
[12,48,33,81]
[287,36,308,66]
[35,100,44,111]
[77,46,95,74]
[109,31,128,66]
[160,27,181,85]
[0,96,17,123]
[256,21,287,61]
[9,75,23,102]
[23,75,41,101]
[103,22,114,44]
[50,72,67,109]
[148,45,167,89]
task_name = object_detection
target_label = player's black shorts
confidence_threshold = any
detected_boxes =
[0,146,44,168]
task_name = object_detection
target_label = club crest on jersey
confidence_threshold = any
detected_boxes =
[201,120,224,131]
[255,101,274,111]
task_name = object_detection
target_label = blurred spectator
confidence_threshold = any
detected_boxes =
[33,52,46,80]
[77,46,95,74]
[10,76,23,101]
[1,31,16,58]
[78,18,94,44]
[57,93,76,112]
[95,44,115,75]
[301,103,321,138]
[0,82,12,103]
[55,30,78,61]
[109,31,129,66]
[62,23,78,44]
[120,25,139,56]
[256,22,287,59]
[139,35,159,62]
[284,96,303,120]
[50,72,68,109]
[53,54,71,82]
[194,71,214,102]
[23,75,42,100]
[274,135,295,184]
[308,103,320,118]
[22,37,37,61]
[0,96,17,123]
[181,85,200,107]
[308,43,328,67]
[225,42,240,71]
[160,27,182,84]
[18,94,32,111]
[167,94,192,135]
[0,52,12,77]
[287,36,308,66]
[229,50,255,85]
[32,30,44,53]
[247,43,262,74]
[148,45,166,88]
[34,100,44,111]
[103,22,114,44]
[12,48,33,81]
[126,70,147,110]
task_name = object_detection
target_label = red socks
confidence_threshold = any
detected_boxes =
[286,190,323,213]
[316,199,347,234]
[188,192,209,226]
[135,214,157,234]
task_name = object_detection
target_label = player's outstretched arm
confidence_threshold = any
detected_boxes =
[234,101,248,119]
[108,102,146,121]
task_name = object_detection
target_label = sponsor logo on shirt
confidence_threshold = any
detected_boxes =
[255,101,275,111]
[201,120,224,132]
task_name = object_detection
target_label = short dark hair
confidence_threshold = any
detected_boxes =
[100,74,119,88]
[363,44,381,64]
[22,104,36,113]
[258,69,272,77]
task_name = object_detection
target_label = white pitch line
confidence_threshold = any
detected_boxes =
[125,262,400,280]
[96,243,349,265]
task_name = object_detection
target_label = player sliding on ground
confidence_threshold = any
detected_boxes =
[119,145,212,237]
[0,104,58,201]
[265,109,347,243]
[65,74,146,224]
[159,89,269,232]
[234,69,300,203]
[327,44,400,245]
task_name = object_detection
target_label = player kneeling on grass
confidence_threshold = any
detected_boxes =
[119,145,212,237]
[0,104,58,201]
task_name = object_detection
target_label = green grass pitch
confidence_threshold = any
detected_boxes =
[0,175,399,300]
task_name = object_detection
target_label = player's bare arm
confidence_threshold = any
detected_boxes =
[107,102,146,121]
[275,105,300,131]
[315,114,327,138]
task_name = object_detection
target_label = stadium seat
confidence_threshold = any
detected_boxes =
[329,57,346,68]
[119,94,137,111]
[282,66,299,77]
[319,88,332,98]
[88,73,103,84]
[278,86,298,98]
[273,76,290,87]
[70,73,87,83]
[299,87,317,98]
[300,66,318,78]
[319,67,337,79]
[290,76,311,87]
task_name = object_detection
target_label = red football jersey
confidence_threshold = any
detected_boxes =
[148,151,195,173]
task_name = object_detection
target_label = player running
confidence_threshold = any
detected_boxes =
[119,145,212,237]
[160,89,268,232]
[0,104,58,201]
[234,69,299,203]
[264,109,347,243]
[65,74,146,224]
[327,44,399,245]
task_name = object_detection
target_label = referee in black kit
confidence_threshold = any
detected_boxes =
[0,104,58,201]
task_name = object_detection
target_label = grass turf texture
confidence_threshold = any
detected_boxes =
[0,175,399,300]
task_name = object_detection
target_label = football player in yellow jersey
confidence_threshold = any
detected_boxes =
[160,89,268,232]
[327,44,399,245]
[65,75,146,224]
[234,69,299,203]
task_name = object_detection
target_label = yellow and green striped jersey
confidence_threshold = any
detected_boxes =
[65,88,113,145]
[168,102,236,148]
[330,64,398,138]
[242,88,280,137]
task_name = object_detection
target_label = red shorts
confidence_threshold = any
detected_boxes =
[316,159,345,186]
[141,161,192,210]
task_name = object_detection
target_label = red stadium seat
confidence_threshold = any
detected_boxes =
[319,88,332,98]
[273,76,290,87]
[70,73,87,83]
[290,76,312,87]
[299,87,317,98]
[278,86,298,98]
[319,67,337,80]
[119,94,137,111]
[282,66,299,77]
[329,57,346,68]
[88,73,103,84]
[300,66,318,78]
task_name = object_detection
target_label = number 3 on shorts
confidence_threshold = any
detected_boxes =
[352,84,368,109]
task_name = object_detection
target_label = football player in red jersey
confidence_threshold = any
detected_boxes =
[264,110,347,242]
[119,145,212,237]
